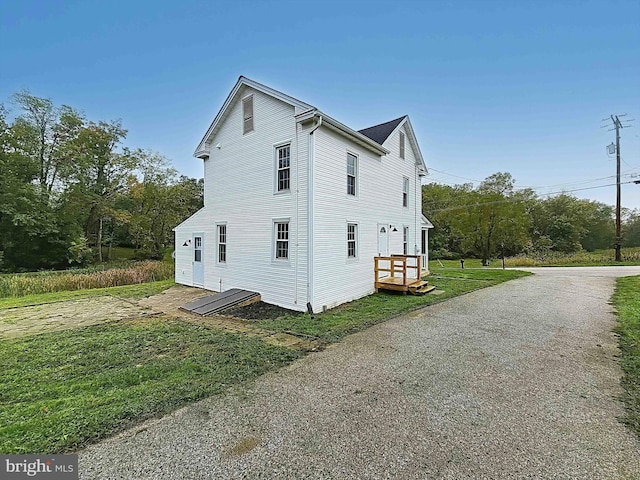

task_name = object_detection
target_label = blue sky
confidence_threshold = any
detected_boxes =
[2,0,639,209]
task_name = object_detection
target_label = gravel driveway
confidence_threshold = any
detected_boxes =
[79,267,640,479]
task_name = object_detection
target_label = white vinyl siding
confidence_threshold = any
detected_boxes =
[175,88,308,311]
[347,223,357,258]
[242,95,254,134]
[403,177,409,207]
[347,153,357,196]
[217,224,227,263]
[276,144,291,192]
[312,125,421,311]
[175,83,426,314]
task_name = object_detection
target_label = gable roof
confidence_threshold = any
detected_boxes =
[358,116,406,144]
[194,77,426,173]
[194,76,387,158]
[360,115,427,174]
[194,76,313,158]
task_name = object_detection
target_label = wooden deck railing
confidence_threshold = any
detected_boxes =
[374,255,422,288]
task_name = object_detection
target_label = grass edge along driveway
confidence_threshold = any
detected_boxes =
[0,269,530,454]
[612,275,640,440]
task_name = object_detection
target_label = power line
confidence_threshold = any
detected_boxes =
[426,167,640,192]
[422,171,640,209]
[425,180,639,214]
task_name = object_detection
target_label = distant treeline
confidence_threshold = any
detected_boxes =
[0,91,203,272]
[423,172,640,264]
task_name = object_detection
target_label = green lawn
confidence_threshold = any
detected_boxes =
[430,247,640,269]
[0,268,530,454]
[429,258,488,269]
[0,317,302,454]
[0,279,175,309]
[257,269,531,342]
[612,275,640,439]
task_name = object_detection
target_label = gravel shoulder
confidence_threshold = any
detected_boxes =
[79,267,640,479]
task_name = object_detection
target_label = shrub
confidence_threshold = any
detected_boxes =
[0,261,174,298]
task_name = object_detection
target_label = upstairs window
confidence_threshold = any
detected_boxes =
[403,177,409,207]
[347,223,357,258]
[399,131,405,159]
[277,144,290,191]
[275,221,289,260]
[347,153,357,196]
[242,95,254,134]
[217,224,227,263]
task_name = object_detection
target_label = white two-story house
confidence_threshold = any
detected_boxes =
[174,76,431,313]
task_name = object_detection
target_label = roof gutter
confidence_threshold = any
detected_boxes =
[295,110,389,156]
[321,114,389,156]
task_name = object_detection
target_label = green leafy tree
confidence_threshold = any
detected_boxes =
[0,106,76,271]
[580,201,615,251]
[11,91,84,194]
[623,209,640,248]
[422,182,473,257]
[451,173,530,265]
[62,120,136,261]
[125,152,204,258]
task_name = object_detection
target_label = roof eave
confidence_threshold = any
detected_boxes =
[193,76,314,158]
[319,113,390,156]
[382,116,427,173]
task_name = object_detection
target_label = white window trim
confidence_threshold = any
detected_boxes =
[272,218,291,263]
[346,151,358,197]
[242,94,254,135]
[216,223,227,265]
[403,176,409,207]
[273,141,292,195]
[346,221,359,262]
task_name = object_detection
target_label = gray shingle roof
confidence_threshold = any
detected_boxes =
[358,116,406,145]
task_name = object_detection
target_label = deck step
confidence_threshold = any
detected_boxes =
[408,280,436,295]
[412,285,437,295]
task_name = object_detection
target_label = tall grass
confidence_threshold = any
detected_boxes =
[505,247,640,267]
[0,261,174,298]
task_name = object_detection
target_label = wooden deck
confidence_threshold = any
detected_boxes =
[374,255,436,295]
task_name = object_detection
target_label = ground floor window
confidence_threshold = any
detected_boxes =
[217,224,226,263]
[275,221,289,259]
[347,223,357,258]
[403,226,409,254]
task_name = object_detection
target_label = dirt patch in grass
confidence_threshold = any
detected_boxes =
[0,297,152,339]
[226,301,304,321]
[0,284,321,350]
[138,285,212,316]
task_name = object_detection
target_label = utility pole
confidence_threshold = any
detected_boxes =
[612,115,622,262]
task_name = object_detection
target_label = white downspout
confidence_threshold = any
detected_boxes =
[307,115,322,314]
[294,120,300,305]
[415,164,418,258]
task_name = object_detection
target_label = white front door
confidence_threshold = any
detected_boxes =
[378,224,389,256]
[193,233,204,286]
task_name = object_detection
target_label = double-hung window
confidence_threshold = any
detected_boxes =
[347,223,357,258]
[217,224,226,263]
[275,221,289,260]
[403,226,409,255]
[403,177,409,207]
[277,144,290,192]
[347,153,357,196]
